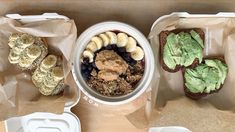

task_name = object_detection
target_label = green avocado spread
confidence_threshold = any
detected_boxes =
[184,59,228,93]
[163,30,204,69]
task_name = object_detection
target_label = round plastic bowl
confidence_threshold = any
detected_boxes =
[72,21,155,105]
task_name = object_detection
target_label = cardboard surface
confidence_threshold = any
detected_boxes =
[1,0,235,132]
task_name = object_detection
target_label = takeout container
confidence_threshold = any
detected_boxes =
[5,11,235,132]
[72,21,155,105]
[4,13,81,132]
[127,12,235,131]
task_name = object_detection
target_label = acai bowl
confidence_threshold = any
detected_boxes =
[72,21,155,105]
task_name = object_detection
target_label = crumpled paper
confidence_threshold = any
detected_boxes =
[0,17,78,120]
[126,15,235,132]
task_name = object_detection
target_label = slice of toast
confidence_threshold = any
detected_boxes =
[159,28,205,72]
[32,54,65,96]
[16,37,48,71]
[182,56,226,100]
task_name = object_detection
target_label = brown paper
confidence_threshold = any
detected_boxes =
[0,17,78,120]
[127,16,235,131]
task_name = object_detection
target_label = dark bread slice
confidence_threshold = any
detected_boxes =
[159,28,205,72]
[182,56,226,100]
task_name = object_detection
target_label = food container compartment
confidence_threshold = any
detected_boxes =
[4,13,81,132]
[72,21,155,105]
[127,12,235,131]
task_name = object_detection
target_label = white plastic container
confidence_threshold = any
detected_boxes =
[149,126,191,132]
[148,12,235,132]
[5,12,235,132]
[72,21,155,105]
[4,13,81,132]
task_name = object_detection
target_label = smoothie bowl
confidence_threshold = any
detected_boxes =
[72,21,155,105]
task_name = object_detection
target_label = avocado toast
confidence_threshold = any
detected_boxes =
[159,28,205,72]
[183,57,228,100]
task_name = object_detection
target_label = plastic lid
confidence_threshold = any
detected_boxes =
[6,13,69,23]
[5,112,81,132]
[149,126,191,132]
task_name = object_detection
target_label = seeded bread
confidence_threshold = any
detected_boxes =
[159,28,204,72]
[19,37,48,71]
[182,56,226,100]
[32,55,65,96]
[8,33,48,71]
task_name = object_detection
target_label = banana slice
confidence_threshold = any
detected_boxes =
[91,36,103,49]
[51,67,64,81]
[99,33,109,47]
[18,57,34,68]
[86,41,98,52]
[43,71,59,88]
[130,46,144,61]
[8,51,20,64]
[8,50,20,60]
[34,67,47,76]
[9,33,20,42]
[44,78,59,88]
[17,34,35,49]
[83,50,94,63]
[32,68,47,83]
[12,46,24,54]
[40,55,57,70]
[8,57,19,64]
[40,66,48,73]
[8,41,16,48]
[37,76,64,96]
[26,45,42,59]
[38,85,54,96]
[126,37,137,52]
[117,33,128,47]
[105,31,117,44]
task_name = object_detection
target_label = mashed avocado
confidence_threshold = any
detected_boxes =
[163,30,204,69]
[184,59,228,93]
